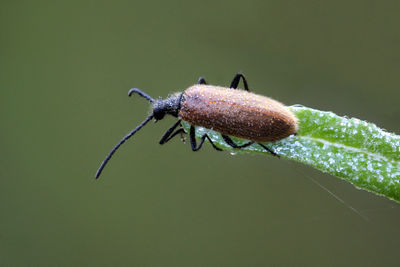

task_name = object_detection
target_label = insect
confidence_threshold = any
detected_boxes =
[95,73,298,178]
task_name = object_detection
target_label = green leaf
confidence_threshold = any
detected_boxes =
[181,106,400,202]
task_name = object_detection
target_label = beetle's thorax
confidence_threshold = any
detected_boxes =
[153,92,184,120]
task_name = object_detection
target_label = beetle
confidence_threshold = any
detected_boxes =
[95,73,298,178]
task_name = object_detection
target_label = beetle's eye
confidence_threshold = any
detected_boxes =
[153,107,165,120]
[154,112,165,120]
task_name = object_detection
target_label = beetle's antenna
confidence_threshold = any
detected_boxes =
[95,113,154,179]
[128,88,154,102]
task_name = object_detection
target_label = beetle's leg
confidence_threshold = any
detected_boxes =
[198,77,207,84]
[230,72,250,91]
[159,120,186,144]
[258,143,279,157]
[160,128,185,144]
[221,135,254,148]
[190,125,222,151]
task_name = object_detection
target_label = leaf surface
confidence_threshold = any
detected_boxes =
[182,106,400,202]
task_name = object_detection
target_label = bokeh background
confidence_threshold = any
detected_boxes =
[1,0,400,265]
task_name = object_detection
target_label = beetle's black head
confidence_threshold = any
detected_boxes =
[153,93,183,121]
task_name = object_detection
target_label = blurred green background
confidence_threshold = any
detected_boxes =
[1,0,400,265]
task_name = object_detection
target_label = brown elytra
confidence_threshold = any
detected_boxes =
[179,85,298,142]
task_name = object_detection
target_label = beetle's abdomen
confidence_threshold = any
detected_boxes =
[179,85,298,142]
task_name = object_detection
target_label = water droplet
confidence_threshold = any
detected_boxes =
[291,104,305,108]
